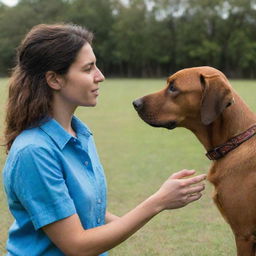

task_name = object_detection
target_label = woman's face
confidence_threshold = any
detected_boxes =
[56,43,105,110]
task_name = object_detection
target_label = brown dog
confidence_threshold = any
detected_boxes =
[133,66,256,256]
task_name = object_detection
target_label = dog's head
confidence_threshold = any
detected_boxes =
[133,66,234,129]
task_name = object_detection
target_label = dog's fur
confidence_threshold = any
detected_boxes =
[133,66,256,256]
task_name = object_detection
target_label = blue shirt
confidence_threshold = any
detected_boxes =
[3,116,108,256]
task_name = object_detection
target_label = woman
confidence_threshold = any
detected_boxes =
[3,23,206,256]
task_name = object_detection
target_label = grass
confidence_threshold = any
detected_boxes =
[0,77,256,255]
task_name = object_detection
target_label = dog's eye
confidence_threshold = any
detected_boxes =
[168,82,177,92]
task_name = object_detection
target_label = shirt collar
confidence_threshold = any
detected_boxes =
[39,116,92,150]
[71,116,93,137]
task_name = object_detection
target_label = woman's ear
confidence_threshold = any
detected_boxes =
[45,71,64,90]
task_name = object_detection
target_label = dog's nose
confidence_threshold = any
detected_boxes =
[132,98,143,111]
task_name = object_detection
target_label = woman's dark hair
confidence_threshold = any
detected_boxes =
[4,23,93,152]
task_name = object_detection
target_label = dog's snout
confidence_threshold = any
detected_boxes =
[133,98,144,111]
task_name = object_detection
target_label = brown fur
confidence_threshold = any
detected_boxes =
[133,66,256,256]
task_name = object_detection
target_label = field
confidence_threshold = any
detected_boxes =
[0,78,256,255]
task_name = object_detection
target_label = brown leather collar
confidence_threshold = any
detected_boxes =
[206,125,256,160]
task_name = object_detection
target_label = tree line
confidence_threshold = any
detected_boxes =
[0,0,256,78]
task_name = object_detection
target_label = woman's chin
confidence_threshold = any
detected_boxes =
[83,101,98,107]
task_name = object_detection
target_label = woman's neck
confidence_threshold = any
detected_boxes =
[51,96,77,137]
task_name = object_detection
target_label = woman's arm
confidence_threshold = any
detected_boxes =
[105,211,120,223]
[43,169,206,256]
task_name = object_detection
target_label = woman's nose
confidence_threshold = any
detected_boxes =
[95,67,105,82]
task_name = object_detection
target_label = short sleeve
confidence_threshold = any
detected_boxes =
[13,145,76,230]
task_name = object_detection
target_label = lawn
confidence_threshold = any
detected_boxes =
[0,77,256,255]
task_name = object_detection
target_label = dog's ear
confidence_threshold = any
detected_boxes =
[200,74,234,125]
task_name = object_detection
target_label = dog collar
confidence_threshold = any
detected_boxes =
[206,125,256,160]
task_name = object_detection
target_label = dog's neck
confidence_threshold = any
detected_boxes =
[185,91,256,151]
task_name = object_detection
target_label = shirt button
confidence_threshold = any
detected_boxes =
[97,218,101,224]
[84,161,89,166]
[97,199,102,204]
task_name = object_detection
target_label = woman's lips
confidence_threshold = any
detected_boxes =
[92,88,99,95]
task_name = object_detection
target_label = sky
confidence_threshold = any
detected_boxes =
[1,0,18,6]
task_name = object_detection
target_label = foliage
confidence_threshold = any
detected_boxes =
[0,0,256,77]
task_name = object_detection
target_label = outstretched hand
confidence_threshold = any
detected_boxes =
[153,169,207,211]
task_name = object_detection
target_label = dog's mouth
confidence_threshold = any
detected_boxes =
[147,121,177,130]
[135,109,177,130]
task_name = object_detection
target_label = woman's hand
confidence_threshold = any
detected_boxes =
[152,169,206,212]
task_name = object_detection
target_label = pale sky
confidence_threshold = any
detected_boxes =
[1,0,18,6]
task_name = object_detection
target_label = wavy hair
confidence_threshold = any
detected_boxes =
[4,23,93,152]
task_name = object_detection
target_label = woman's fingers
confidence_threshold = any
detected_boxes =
[170,170,207,188]
[186,193,203,203]
[155,169,207,210]
[181,174,207,186]
[186,184,205,195]
[170,169,196,179]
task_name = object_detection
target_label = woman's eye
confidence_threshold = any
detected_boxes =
[83,65,94,72]
[169,82,177,92]
[84,67,92,72]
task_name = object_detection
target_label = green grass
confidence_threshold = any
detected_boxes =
[1,78,256,255]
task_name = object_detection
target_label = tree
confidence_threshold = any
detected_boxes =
[66,0,115,75]
[0,0,256,77]
[0,0,69,75]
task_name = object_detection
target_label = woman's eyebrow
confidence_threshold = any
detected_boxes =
[81,60,97,69]
[82,61,94,68]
